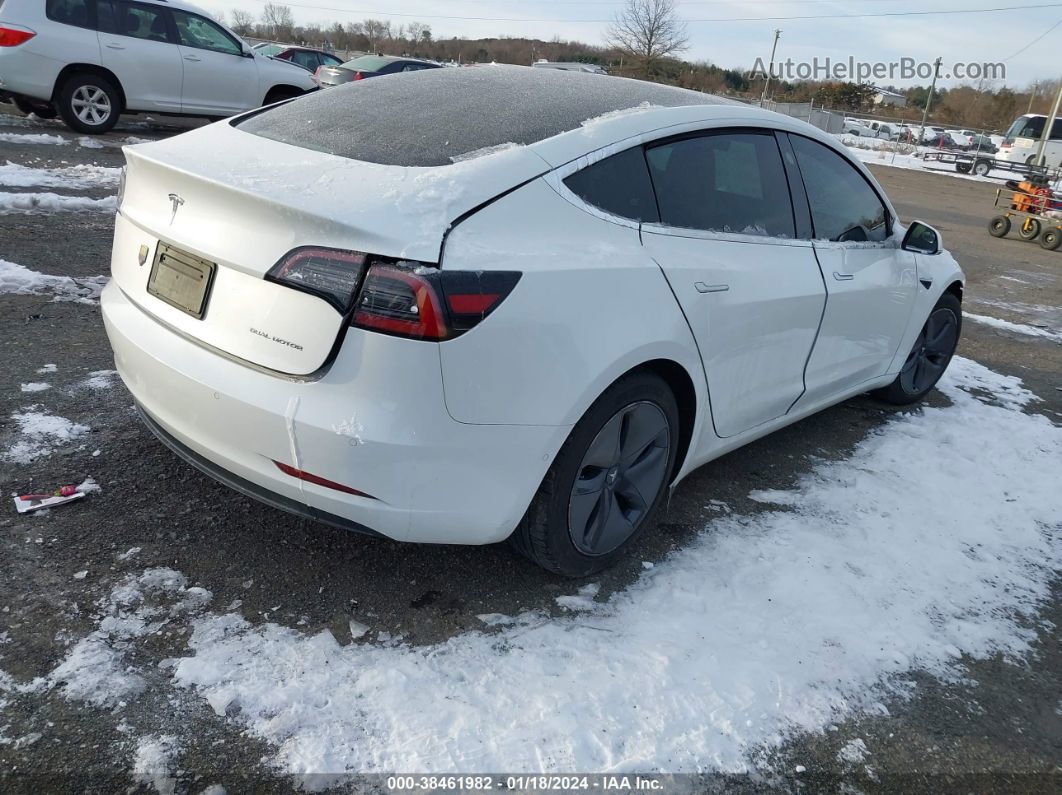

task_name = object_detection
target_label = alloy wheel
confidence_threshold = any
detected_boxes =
[899,308,958,395]
[568,401,671,556]
[71,86,112,126]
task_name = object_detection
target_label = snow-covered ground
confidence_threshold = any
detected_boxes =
[4,356,1057,782]
[836,135,1031,185]
[0,259,108,302]
[0,161,120,189]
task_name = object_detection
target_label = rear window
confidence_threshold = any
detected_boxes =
[563,147,658,223]
[340,55,395,72]
[235,65,736,167]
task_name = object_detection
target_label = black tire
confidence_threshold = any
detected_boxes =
[57,73,120,134]
[955,162,972,174]
[1040,229,1062,250]
[263,87,302,106]
[509,371,679,577]
[12,97,58,119]
[873,294,961,406]
[1018,218,1041,240]
[988,215,1011,237]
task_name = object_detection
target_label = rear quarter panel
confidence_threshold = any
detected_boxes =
[438,177,707,432]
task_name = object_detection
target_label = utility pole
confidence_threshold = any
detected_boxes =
[1028,81,1039,114]
[1034,78,1062,166]
[760,29,781,103]
[917,57,942,146]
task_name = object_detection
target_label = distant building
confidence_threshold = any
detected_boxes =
[532,60,606,75]
[871,87,907,108]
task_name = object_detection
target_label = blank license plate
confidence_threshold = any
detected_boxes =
[147,243,216,319]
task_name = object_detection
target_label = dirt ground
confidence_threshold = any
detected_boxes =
[0,105,1059,792]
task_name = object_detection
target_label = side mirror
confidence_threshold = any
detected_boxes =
[902,221,941,255]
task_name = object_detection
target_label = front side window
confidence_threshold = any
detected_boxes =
[789,134,888,243]
[645,131,795,237]
[46,0,91,28]
[172,10,241,55]
[563,146,659,223]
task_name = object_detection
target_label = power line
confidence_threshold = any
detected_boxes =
[235,1,1062,24]
[1000,17,1062,61]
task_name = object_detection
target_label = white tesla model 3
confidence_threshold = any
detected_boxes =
[101,66,964,575]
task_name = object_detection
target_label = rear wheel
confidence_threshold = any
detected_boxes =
[1040,228,1062,250]
[12,97,58,119]
[1018,218,1041,240]
[988,215,1011,237]
[57,73,120,134]
[973,160,991,176]
[873,294,961,406]
[509,372,679,577]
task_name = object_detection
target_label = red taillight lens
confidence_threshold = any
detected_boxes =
[266,247,368,312]
[353,71,364,80]
[353,264,449,340]
[273,461,376,499]
[0,26,36,47]
[352,263,521,341]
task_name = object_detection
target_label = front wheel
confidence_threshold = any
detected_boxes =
[873,294,961,406]
[57,73,121,134]
[509,372,679,577]
[1018,218,1041,240]
[988,215,1011,237]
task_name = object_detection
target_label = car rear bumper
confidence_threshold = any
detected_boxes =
[101,280,569,545]
[0,48,61,102]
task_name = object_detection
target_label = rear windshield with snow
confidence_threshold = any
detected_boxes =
[340,54,396,71]
[234,65,737,167]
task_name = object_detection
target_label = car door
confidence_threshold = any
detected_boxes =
[640,129,827,439]
[786,133,918,407]
[170,8,258,114]
[96,0,183,111]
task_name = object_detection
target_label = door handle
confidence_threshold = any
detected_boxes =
[184,55,202,61]
[695,282,729,293]
[106,43,125,49]
[832,272,854,281]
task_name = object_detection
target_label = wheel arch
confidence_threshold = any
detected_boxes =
[52,64,126,112]
[944,279,963,303]
[264,84,305,104]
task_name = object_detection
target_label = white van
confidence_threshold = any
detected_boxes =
[0,0,315,133]
[997,113,1062,168]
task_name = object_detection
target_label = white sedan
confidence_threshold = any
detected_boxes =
[101,66,964,575]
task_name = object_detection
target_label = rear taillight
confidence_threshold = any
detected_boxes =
[353,71,364,80]
[0,26,35,47]
[266,247,368,312]
[353,262,521,341]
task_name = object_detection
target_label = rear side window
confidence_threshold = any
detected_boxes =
[645,132,795,238]
[101,1,171,42]
[563,146,659,223]
[46,0,91,28]
[289,50,321,70]
[789,134,889,242]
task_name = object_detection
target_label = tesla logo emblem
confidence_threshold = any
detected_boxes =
[167,193,184,224]
[137,244,149,265]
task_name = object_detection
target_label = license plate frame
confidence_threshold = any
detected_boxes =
[146,243,217,320]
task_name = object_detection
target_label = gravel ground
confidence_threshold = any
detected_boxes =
[0,104,1059,792]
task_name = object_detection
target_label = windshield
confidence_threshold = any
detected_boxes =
[339,55,395,72]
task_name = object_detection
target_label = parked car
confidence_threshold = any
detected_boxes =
[865,120,901,140]
[970,134,998,154]
[842,117,869,136]
[102,66,964,576]
[314,54,441,86]
[0,0,316,133]
[253,43,343,73]
[925,131,966,149]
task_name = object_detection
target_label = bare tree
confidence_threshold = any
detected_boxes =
[362,18,391,53]
[262,3,294,40]
[404,21,430,44]
[229,9,255,36]
[607,0,689,76]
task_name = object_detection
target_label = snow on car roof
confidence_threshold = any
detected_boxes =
[234,64,739,167]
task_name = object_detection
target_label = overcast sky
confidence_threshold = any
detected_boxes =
[208,0,1060,89]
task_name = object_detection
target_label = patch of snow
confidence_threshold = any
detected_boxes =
[2,408,89,463]
[73,570,88,580]
[348,619,369,640]
[77,136,105,149]
[837,738,869,764]
[554,583,600,611]
[0,132,67,146]
[117,547,141,561]
[580,101,659,128]
[157,357,1061,776]
[37,363,57,374]
[0,161,121,189]
[965,312,1062,342]
[450,142,520,163]
[76,477,101,494]
[0,191,116,214]
[80,369,118,390]
[0,259,108,303]
[133,734,180,795]
[19,382,50,393]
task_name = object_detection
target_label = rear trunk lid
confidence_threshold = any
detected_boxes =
[113,120,547,376]
[315,65,357,86]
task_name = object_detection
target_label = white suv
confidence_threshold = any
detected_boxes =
[0,0,316,133]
